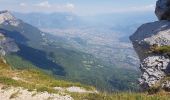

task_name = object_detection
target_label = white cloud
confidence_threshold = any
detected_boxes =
[110,4,155,13]
[36,1,51,8]
[131,4,155,11]
[28,2,76,12]
[65,3,75,10]
[19,3,27,7]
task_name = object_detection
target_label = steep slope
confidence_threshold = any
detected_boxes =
[0,57,97,100]
[0,57,170,100]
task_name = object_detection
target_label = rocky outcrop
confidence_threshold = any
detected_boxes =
[0,11,20,56]
[130,21,170,90]
[130,20,170,61]
[130,0,170,91]
[139,56,170,89]
[0,86,73,100]
[155,0,170,20]
[0,10,19,26]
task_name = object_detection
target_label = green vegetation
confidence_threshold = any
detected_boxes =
[0,58,170,100]
[5,51,139,92]
[150,45,170,55]
[0,58,94,93]
[5,54,37,70]
[0,22,139,92]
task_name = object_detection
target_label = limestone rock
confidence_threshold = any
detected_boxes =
[162,81,170,91]
[130,21,170,90]
[139,56,170,89]
[130,20,170,61]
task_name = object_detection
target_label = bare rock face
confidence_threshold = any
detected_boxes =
[139,56,170,89]
[155,0,170,20]
[130,21,170,61]
[130,21,170,91]
[0,10,19,26]
[131,0,170,92]
[0,11,20,56]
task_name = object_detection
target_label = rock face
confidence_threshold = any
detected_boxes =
[130,0,170,91]
[130,21,170,61]
[0,11,19,56]
[139,56,170,89]
[0,10,19,26]
[130,21,170,90]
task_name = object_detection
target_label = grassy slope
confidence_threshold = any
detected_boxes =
[5,51,139,92]
[0,58,94,93]
[0,58,170,100]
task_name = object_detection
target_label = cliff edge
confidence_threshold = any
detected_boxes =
[130,0,170,92]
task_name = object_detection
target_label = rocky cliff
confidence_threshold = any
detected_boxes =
[130,0,170,92]
[0,11,19,56]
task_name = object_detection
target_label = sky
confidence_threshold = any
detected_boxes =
[0,0,157,15]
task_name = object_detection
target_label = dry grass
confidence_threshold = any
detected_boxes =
[0,58,94,94]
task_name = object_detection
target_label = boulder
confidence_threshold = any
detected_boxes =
[130,20,170,61]
[155,0,170,20]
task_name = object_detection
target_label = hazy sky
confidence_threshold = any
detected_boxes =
[0,0,156,15]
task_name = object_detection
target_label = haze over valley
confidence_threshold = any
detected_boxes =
[10,11,157,91]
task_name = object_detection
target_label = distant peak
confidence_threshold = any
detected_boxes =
[0,10,19,26]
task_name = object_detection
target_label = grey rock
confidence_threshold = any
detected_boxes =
[0,10,19,26]
[130,21,170,61]
[130,21,170,90]
[162,81,170,91]
[155,0,170,20]
[130,0,170,91]
[139,56,170,89]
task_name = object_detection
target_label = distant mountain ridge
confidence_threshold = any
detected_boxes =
[13,12,82,29]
